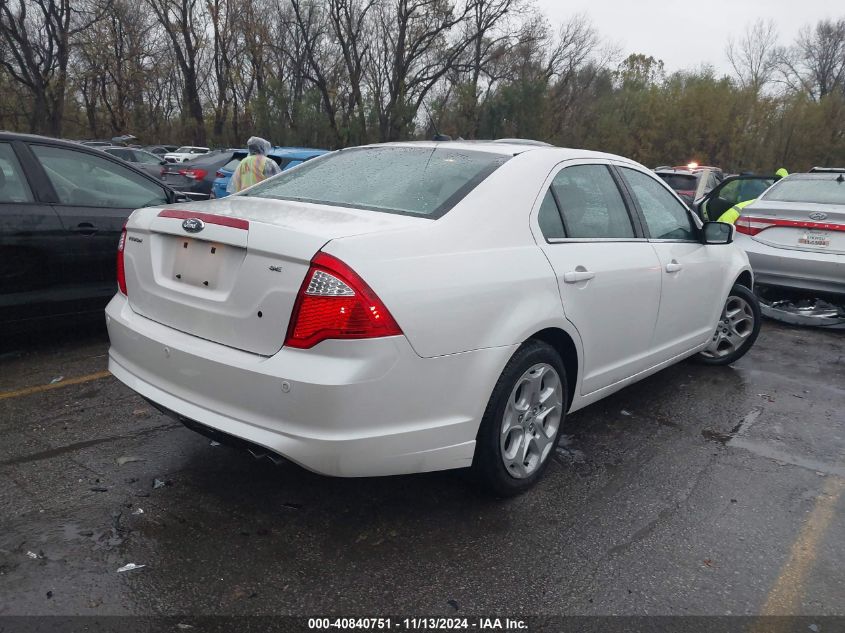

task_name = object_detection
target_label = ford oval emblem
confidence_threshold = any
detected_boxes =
[182,218,205,233]
[808,211,828,221]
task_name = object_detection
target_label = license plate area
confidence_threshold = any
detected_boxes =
[798,230,830,248]
[171,237,229,290]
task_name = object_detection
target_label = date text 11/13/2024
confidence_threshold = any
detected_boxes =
[307,617,528,630]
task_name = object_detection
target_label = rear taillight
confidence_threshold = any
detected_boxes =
[284,252,401,349]
[116,226,127,295]
[735,215,776,236]
[215,170,224,178]
[183,168,208,180]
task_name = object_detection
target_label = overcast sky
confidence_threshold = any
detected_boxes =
[535,0,840,74]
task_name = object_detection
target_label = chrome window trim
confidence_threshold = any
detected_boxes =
[546,237,649,244]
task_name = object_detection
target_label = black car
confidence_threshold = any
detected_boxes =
[159,150,243,200]
[0,132,184,334]
[103,146,168,180]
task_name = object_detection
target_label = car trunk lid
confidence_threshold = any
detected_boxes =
[737,201,845,255]
[123,197,426,356]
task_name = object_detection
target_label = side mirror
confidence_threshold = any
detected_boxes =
[702,221,733,244]
[167,189,190,203]
[160,160,167,166]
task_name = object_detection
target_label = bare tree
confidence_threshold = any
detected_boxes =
[145,0,209,143]
[727,19,779,94]
[328,0,376,143]
[290,0,344,145]
[74,0,158,135]
[0,0,106,135]
[369,0,478,141]
[778,18,845,100]
[450,0,525,136]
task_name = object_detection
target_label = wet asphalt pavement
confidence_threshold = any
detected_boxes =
[0,320,843,618]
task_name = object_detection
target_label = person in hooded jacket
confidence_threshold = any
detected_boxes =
[227,136,281,194]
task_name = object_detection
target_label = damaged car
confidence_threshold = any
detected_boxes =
[733,170,845,295]
[106,142,760,495]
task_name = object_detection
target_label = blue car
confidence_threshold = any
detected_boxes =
[211,147,328,198]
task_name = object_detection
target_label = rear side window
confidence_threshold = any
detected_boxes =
[658,173,698,192]
[537,190,565,239]
[31,145,169,209]
[622,168,697,240]
[551,165,634,238]
[0,143,34,203]
[762,178,845,205]
[245,147,509,217]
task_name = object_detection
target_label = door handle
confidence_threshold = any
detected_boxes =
[72,222,98,236]
[665,261,682,273]
[563,270,596,283]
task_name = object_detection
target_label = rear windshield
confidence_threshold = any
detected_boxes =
[657,173,699,192]
[186,152,230,166]
[221,158,241,172]
[243,146,510,217]
[762,177,845,205]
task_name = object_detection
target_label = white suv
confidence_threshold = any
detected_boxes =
[106,142,760,495]
[163,146,210,163]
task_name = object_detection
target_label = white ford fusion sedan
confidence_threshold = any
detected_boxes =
[106,141,761,495]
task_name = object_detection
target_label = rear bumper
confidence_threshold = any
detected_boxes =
[106,294,514,477]
[736,234,845,295]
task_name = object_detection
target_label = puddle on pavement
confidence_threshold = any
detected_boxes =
[702,406,844,477]
[701,407,763,444]
[555,434,586,464]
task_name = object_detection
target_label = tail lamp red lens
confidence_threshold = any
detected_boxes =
[284,252,401,349]
[116,226,127,295]
[183,168,208,180]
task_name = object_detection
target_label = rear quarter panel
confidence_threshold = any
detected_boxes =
[323,151,579,360]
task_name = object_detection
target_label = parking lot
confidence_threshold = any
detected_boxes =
[0,320,842,619]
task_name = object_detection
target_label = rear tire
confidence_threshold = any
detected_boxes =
[696,283,761,366]
[472,340,568,497]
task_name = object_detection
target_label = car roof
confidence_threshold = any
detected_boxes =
[359,140,639,164]
[0,131,112,148]
[655,169,697,176]
[269,148,328,159]
[0,131,175,189]
[783,172,845,180]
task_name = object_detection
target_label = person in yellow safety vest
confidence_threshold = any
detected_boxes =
[227,136,281,194]
[717,168,789,224]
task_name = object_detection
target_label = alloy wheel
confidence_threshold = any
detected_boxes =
[701,295,756,359]
[500,363,563,478]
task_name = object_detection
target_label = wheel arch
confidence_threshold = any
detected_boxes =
[735,268,753,290]
[527,327,578,412]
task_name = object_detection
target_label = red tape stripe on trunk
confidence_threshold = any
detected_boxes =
[743,216,845,233]
[158,209,249,230]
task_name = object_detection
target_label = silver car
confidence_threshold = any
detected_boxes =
[734,171,845,295]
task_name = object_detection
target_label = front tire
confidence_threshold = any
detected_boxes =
[472,340,568,497]
[697,283,761,366]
